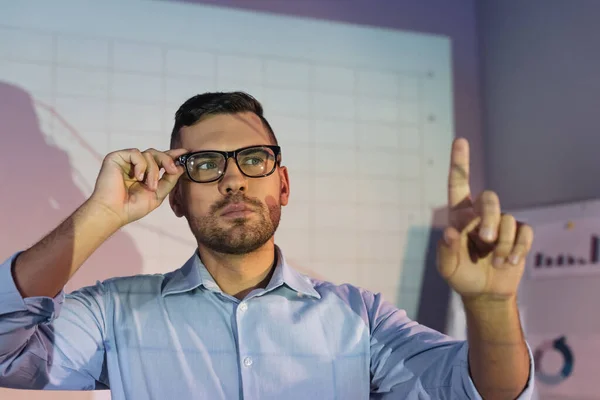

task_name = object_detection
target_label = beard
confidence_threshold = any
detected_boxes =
[185,193,281,255]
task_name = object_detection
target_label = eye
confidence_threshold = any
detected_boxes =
[197,161,219,170]
[242,157,264,166]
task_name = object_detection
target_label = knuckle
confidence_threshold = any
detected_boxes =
[501,214,516,225]
[142,153,157,166]
[105,149,136,163]
[478,191,500,210]
[481,190,500,205]
[495,248,511,257]
[512,243,525,251]
[519,224,534,238]
[481,190,498,200]
[103,151,117,162]
[496,238,514,248]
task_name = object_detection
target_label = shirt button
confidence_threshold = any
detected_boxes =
[239,302,248,312]
[243,356,253,367]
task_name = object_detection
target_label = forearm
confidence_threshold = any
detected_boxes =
[12,199,122,298]
[0,253,107,390]
[464,297,530,400]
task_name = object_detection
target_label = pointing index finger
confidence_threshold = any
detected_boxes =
[448,138,471,208]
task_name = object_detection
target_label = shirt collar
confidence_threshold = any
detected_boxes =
[161,246,321,299]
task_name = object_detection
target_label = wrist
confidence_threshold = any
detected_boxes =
[82,198,126,232]
[462,294,518,315]
[462,295,524,345]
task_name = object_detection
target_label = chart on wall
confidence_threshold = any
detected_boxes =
[0,1,453,397]
[510,199,600,399]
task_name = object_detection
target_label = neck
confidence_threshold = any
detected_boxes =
[197,241,277,300]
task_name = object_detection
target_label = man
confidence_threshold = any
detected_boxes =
[0,92,534,399]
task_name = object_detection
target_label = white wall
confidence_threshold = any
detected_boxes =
[478,0,600,209]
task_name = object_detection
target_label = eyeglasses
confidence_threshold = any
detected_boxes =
[176,145,281,183]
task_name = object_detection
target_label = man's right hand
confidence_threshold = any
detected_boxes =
[88,148,188,227]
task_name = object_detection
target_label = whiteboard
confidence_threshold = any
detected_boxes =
[0,1,454,398]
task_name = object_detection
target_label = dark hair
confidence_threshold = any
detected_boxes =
[169,91,278,149]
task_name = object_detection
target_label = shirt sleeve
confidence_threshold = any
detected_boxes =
[365,290,535,399]
[0,252,109,390]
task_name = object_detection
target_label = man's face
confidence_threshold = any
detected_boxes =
[170,112,290,255]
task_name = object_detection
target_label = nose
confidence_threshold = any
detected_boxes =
[218,158,247,195]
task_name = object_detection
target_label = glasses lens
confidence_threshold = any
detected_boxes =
[186,152,226,182]
[237,147,276,177]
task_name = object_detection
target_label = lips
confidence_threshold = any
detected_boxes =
[220,203,254,216]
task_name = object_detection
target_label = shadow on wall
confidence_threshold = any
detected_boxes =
[398,207,451,333]
[0,81,144,291]
[415,225,451,333]
[0,81,144,399]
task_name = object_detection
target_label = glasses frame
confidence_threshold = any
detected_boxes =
[176,144,282,183]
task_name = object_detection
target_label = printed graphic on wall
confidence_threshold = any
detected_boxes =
[527,218,600,279]
[533,336,574,385]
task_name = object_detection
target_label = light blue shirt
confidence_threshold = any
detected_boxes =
[0,248,534,399]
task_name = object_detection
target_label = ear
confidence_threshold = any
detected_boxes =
[278,166,290,206]
[169,183,185,218]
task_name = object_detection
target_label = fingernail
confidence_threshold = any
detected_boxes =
[443,229,455,245]
[509,255,520,265]
[493,257,504,267]
[480,227,495,241]
[443,231,451,245]
[138,173,144,181]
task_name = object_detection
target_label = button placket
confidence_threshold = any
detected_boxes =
[237,301,252,372]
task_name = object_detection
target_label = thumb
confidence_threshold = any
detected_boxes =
[156,167,185,201]
[437,227,461,280]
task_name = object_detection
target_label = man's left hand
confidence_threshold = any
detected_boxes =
[437,138,534,302]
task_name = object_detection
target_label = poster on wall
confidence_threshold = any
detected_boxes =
[510,200,600,399]
[526,217,600,279]
[525,217,600,398]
